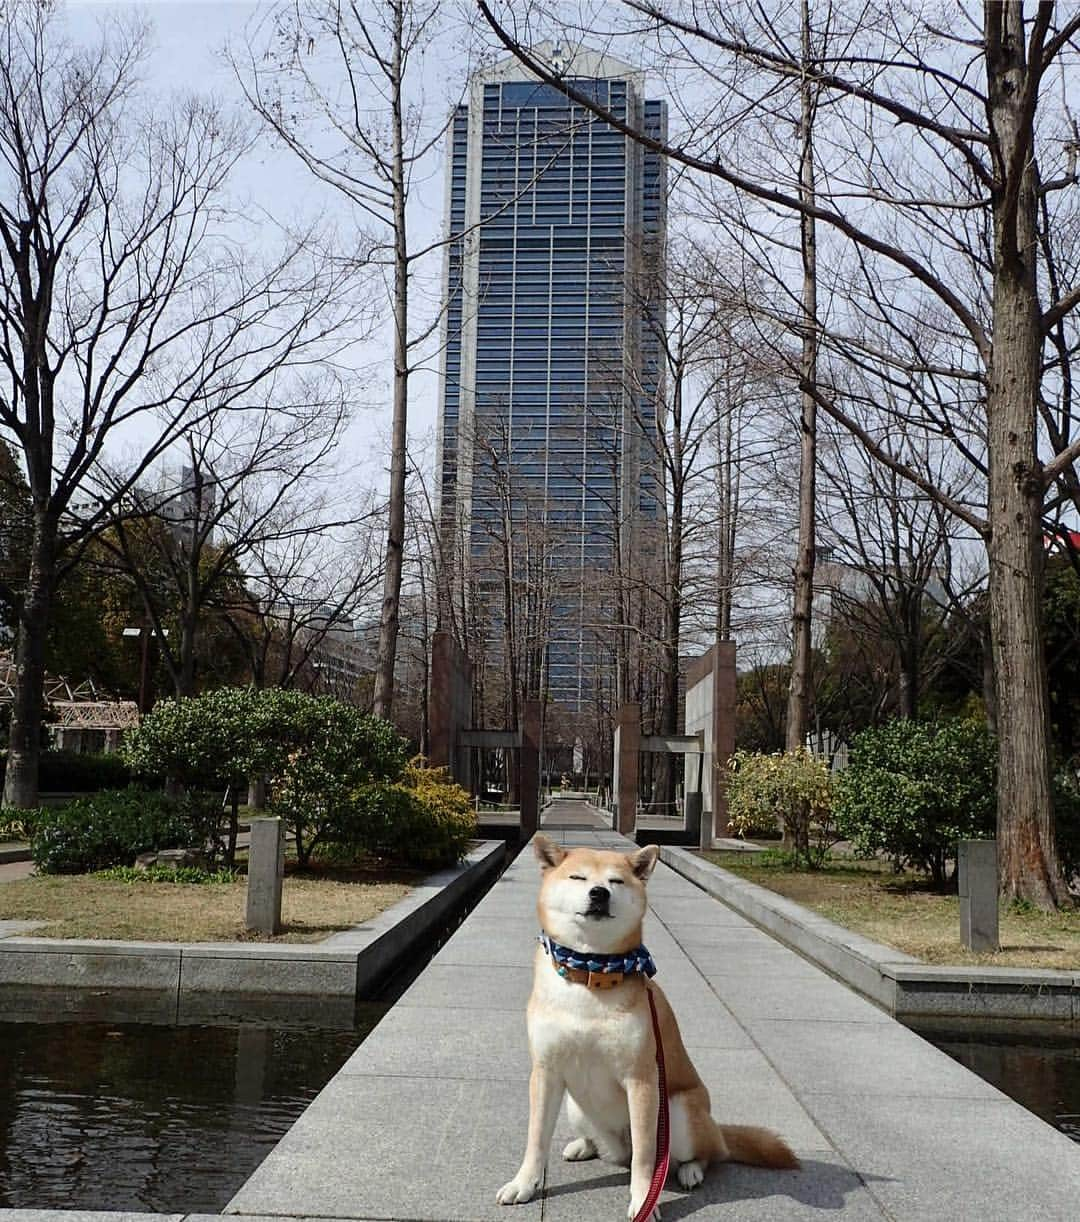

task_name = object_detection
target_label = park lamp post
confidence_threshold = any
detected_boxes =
[122,625,169,715]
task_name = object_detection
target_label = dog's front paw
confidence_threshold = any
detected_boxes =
[627,1201,661,1221]
[496,1174,540,1205]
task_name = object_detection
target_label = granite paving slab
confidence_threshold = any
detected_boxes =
[0,919,47,937]
[224,802,1080,1222]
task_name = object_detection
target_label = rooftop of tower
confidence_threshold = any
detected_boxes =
[480,39,642,86]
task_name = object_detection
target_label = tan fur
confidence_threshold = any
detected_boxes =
[496,837,798,1219]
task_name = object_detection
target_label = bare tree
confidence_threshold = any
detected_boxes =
[0,3,356,807]
[234,0,475,721]
[785,0,822,753]
[100,382,365,700]
[480,0,1080,908]
[228,514,383,698]
[818,421,978,720]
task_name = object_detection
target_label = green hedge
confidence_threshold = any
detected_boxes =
[727,749,834,867]
[834,718,996,887]
[0,749,137,793]
[30,787,221,875]
[328,762,477,869]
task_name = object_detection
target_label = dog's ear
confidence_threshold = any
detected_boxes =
[533,834,567,871]
[627,844,659,881]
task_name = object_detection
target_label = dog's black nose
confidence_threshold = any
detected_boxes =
[588,885,610,905]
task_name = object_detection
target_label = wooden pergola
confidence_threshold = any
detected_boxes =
[0,650,139,747]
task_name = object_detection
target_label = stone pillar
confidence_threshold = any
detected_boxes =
[958,839,999,952]
[708,641,737,848]
[615,703,640,837]
[519,698,542,838]
[246,817,285,936]
[684,791,703,844]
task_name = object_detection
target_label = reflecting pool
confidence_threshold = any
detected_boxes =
[0,1011,383,1211]
[913,1021,1080,1142]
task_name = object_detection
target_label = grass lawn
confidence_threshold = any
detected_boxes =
[0,860,424,943]
[701,850,1080,970]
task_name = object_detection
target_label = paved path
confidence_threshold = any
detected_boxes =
[226,802,1080,1221]
[0,858,34,882]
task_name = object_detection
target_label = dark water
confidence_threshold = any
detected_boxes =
[0,1013,382,1211]
[913,1022,1080,1142]
[0,843,507,1212]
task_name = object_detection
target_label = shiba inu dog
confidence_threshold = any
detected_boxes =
[496,835,799,1220]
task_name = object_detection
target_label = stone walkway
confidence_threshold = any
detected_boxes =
[226,801,1080,1221]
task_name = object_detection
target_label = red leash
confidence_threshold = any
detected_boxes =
[633,986,670,1222]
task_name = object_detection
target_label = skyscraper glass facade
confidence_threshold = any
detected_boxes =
[437,49,666,709]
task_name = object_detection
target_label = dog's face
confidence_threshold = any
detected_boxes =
[533,835,659,954]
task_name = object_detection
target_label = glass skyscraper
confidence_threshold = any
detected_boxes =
[437,44,666,710]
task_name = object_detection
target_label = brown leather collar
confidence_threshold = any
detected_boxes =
[551,956,625,989]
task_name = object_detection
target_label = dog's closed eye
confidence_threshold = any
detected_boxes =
[609,878,625,885]
[569,874,587,881]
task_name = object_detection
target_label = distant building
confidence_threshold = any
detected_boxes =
[812,543,948,647]
[436,44,667,709]
[158,464,217,547]
[1046,528,1080,556]
[262,603,371,701]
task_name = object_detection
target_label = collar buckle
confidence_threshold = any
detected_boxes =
[588,969,623,989]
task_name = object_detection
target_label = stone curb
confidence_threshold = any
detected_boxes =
[660,846,1079,1023]
[0,842,31,864]
[0,840,505,1011]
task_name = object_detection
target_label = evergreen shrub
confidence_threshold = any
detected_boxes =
[834,717,995,887]
[727,749,834,867]
[30,787,220,875]
[343,761,477,869]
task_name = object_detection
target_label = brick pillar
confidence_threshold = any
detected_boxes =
[519,698,542,839]
[708,641,737,846]
[615,703,640,837]
[429,631,454,771]
[429,630,472,787]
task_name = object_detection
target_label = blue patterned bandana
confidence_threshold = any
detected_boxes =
[539,932,657,979]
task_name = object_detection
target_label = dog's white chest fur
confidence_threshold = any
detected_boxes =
[528,950,651,1128]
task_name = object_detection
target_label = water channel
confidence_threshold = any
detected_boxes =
[912,1021,1080,1144]
[0,843,511,1211]
[0,1012,383,1211]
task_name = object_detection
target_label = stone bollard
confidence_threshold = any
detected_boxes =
[684,792,703,844]
[958,839,998,952]
[246,817,285,936]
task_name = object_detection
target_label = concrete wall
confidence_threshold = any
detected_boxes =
[0,843,506,1020]
[684,657,714,817]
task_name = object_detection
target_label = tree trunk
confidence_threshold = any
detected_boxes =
[226,785,240,870]
[178,611,198,698]
[716,388,737,641]
[655,508,681,816]
[987,302,1068,907]
[2,515,55,809]
[372,3,409,722]
[897,594,920,719]
[985,1,1071,909]
[980,618,999,736]
[785,2,818,755]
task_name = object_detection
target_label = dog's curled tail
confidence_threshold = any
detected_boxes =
[714,1123,800,1170]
